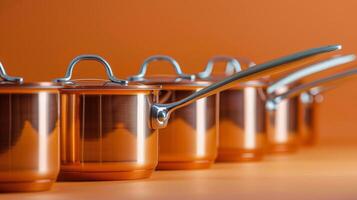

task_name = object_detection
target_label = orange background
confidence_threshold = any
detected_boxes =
[0,0,356,140]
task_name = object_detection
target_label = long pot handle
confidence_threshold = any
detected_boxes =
[151,44,341,129]
[267,54,356,95]
[308,85,337,96]
[266,67,357,110]
[128,55,195,81]
[53,54,128,85]
[197,56,243,78]
[0,62,23,83]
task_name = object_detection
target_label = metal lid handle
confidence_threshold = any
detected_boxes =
[53,54,128,85]
[197,56,242,78]
[0,62,23,83]
[129,55,195,81]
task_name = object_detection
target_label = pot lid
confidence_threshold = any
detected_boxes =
[53,55,160,91]
[128,55,213,88]
[196,56,268,87]
[0,62,62,90]
[58,78,160,90]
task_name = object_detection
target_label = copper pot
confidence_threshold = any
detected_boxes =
[197,56,268,162]
[265,54,355,153]
[0,63,61,192]
[299,87,325,145]
[56,56,160,181]
[56,45,340,180]
[297,69,357,145]
[129,55,219,170]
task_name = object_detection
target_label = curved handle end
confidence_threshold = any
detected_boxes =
[198,56,243,79]
[0,62,24,83]
[53,77,69,83]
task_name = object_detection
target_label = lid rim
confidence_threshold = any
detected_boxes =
[0,82,63,89]
[57,79,161,90]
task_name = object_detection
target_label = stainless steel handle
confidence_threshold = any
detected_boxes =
[197,56,243,78]
[267,67,357,110]
[151,44,342,129]
[53,54,128,84]
[300,85,336,104]
[0,62,23,83]
[298,86,332,104]
[309,85,337,96]
[267,54,356,95]
[128,55,195,81]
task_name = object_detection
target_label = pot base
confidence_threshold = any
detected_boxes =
[156,160,213,170]
[301,137,318,146]
[267,143,299,154]
[58,169,153,181]
[216,149,264,162]
[0,179,54,193]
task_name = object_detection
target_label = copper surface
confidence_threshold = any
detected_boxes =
[299,93,321,146]
[0,91,60,192]
[59,90,159,180]
[266,94,300,153]
[217,87,266,161]
[157,89,218,169]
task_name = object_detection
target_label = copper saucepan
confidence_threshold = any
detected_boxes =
[55,45,340,181]
[274,68,357,145]
[129,55,219,170]
[265,54,356,153]
[299,86,329,145]
[196,56,269,162]
[0,63,61,192]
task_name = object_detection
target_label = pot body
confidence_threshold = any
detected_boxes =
[266,93,300,153]
[59,90,159,180]
[299,93,321,146]
[217,86,266,162]
[157,89,218,170]
[0,89,60,192]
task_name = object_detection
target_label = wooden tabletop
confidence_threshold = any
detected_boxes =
[1,134,357,200]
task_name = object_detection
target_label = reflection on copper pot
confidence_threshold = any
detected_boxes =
[157,89,218,169]
[299,91,322,145]
[0,62,61,192]
[266,85,300,153]
[59,91,159,180]
[217,86,267,161]
[197,56,267,162]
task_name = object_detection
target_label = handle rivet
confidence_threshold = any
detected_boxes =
[157,110,167,123]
